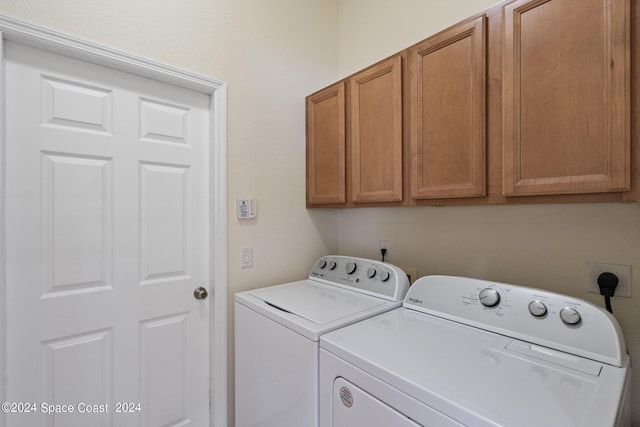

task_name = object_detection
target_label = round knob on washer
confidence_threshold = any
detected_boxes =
[560,307,581,325]
[367,267,376,278]
[319,260,327,269]
[328,261,337,270]
[479,288,500,307]
[345,262,357,274]
[528,300,547,317]
[379,271,390,282]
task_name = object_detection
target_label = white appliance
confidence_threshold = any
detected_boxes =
[235,255,410,427]
[320,275,631,427]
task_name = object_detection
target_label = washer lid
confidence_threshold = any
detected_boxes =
[250,281,385,325]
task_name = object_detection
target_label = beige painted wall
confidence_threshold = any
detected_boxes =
[338,0,499,76]
[338,0,640,424]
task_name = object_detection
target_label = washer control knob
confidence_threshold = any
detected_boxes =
[318,260,327,269]
[560,307,581,325]
[479,288,500,307]
[379,271,390,282]
[528,300,547,317]
[345,262,357,274]
[328,261,337,270]
[367,267,376,278]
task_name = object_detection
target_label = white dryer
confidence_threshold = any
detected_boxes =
[320,275,631,427]
[235,255,410,427]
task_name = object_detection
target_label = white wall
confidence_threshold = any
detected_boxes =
[0,1,340,426]
[337,0,640,424]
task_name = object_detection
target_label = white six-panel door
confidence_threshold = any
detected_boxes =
[5,40,210,427]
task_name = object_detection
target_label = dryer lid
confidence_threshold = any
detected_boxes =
[320,308,630,427]
[250,281,385,325]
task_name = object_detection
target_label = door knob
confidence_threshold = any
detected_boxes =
[194,287,208,300]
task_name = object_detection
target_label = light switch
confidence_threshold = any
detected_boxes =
[241,247,253,268]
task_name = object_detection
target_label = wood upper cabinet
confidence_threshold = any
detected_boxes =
[306,82,346,206]
[410,16,487,200]
[306,0,636,208]
[350,55,404,203]
[502,0,630,196]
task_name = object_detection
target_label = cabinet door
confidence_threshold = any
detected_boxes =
[503,0,630,196]
[306,82,346,206]
[410,16,486,199]
[350,56,403,203]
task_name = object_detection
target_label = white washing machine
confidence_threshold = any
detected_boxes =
[320,275,631,427]
[235,255,410,427]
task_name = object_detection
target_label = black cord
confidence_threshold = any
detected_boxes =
[381,248,387,262]
[605,295,613,314]
[598,272,618,314]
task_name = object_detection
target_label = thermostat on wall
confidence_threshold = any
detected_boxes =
[237,199,257,219]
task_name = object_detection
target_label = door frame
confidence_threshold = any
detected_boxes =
[0,15,228,427]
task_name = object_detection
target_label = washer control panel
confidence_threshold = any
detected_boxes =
[404,275,626,367]
[309,256,409,302]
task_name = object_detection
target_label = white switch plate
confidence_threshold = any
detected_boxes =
[586,262,632,298]
[241,247,253,268]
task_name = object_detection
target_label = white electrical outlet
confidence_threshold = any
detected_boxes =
[586,262,632,298]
